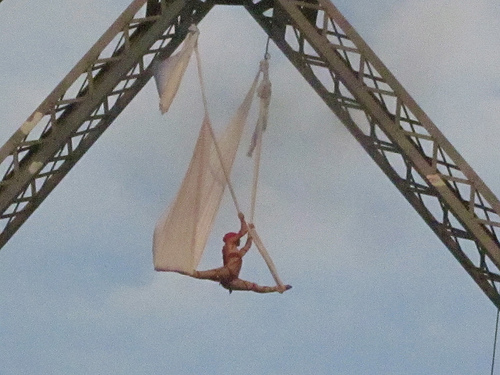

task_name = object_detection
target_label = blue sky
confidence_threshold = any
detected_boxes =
[1,1,500,374]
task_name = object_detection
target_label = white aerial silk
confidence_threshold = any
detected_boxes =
[153,75,259,274]
[153,25,199,114]
[246,58,284,287]
[248,59,271,157]
[152,29,286,285]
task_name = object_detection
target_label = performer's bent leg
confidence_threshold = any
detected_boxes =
[191,267,231,282]
[224,278,291,294]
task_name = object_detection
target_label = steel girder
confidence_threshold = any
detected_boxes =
[1,0,500,307]
[0,0,213,249]
[245,0,500,307]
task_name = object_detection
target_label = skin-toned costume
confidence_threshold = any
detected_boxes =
[191,213,291,293]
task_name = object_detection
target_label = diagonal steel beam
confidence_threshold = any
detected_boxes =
[245,0,500,307]
[0,0,213,248]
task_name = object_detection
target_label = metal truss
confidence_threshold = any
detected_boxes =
[0,0,213,249]
[246,0,500,306]
[1,0,500,307]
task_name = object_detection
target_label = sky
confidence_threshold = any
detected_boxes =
[1,0,500,374]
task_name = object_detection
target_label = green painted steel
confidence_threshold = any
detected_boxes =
[1,0,500,308]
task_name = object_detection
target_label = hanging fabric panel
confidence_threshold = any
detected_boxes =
[153,25,199,114]
[153,116,210,273]
[153,75,259,274]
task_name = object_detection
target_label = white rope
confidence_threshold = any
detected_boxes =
[247,58,284,287]
[249,115,263,223]
[248,227,284,286]
[249,58,270,223]
[194,43,245,215]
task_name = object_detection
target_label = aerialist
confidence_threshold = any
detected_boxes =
[189,213,292,294]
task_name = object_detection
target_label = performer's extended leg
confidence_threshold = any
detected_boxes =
[191,267,231,282]
[223,278,291,294]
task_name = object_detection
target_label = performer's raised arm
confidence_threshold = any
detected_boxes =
[237,212,248,239]
[239,223,254,257]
